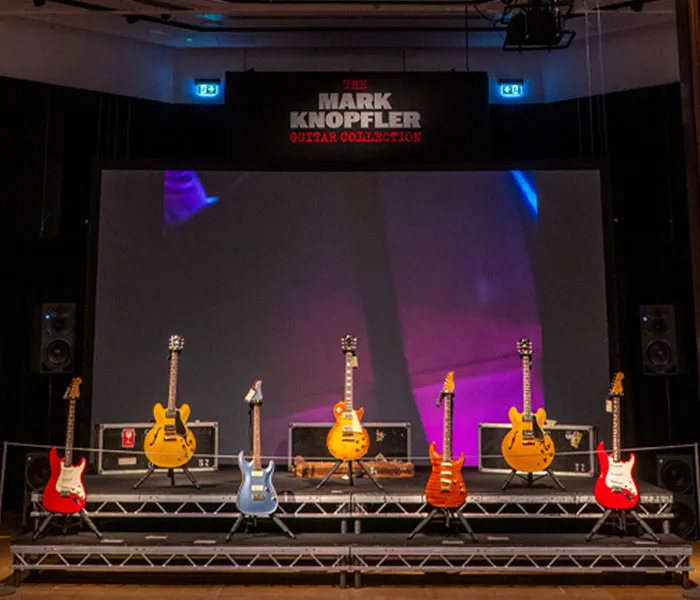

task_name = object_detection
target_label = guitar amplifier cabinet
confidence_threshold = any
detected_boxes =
[95,421,219,475]
[478,423,597,477]
[287,422,411,470]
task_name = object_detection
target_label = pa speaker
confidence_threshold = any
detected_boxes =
[22,452,50,531]
[33,303,76,373]
[656,452,699,539]
[640,304,680,375]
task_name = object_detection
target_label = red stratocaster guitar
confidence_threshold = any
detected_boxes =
[42,377,88,514]
[593,372,639,510]
[425,371,467,508]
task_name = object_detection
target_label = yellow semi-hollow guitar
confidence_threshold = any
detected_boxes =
[326,334,370,461]
[501,338,555,473]
[144,335,196,468]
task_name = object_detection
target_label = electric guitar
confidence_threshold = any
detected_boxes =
[144,335,196,468]
[326,334,370,461]
[43,377,87,514]
[501,338,555,473]
[425,371,467,508]
[594,372,639,510]
[236,380,279,516]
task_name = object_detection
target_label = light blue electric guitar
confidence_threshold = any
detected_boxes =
[236,380,279,516]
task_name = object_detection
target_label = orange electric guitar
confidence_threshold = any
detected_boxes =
[425,371,467,508]
[326,334,370,461]
[501,338,555,473]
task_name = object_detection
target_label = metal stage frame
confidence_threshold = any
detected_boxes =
[11,533,693,588]
[28,489,676,530]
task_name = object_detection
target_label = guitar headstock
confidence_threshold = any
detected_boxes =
[168,335,185,353]
[64,377,82,401]
[517,338,533,360]
[609,371,624,397]
[442,371,455,395]
[245,380,263,406]
[341,334,358,355]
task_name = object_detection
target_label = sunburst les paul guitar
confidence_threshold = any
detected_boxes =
[144,335,196,468]
[326,334,370,461]
[236,380,279,516]
[43,377,87,514]
[594,372,639,510]
[425,371,467,508]
[501,338,555,473]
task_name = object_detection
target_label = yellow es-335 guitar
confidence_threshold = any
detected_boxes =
[144,335,196,468]
[501,338,555,473]
[326,334,370,461]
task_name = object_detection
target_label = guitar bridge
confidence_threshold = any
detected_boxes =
[253,493,265,501]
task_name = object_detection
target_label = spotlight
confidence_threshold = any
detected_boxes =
[503,0,576,51]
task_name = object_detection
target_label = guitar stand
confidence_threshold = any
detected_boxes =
[408,507,477,542]
[501,468,566,491]
[586,508,660,542]
[33,510,103,541]
[132,464,201,490]
[226,513,295,541]
[315,459,384,491]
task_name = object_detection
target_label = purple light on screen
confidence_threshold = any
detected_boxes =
[164,170,218,226]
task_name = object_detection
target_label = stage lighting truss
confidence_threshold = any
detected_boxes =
[498,0,577,51]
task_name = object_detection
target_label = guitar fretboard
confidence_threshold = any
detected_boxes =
[64,397,76,467]
[252,404,262,471]
[344,353,354,414]
[167,352,179,413]
[522,355,532,420]
[612,395,621,463]
[442,393,453,463]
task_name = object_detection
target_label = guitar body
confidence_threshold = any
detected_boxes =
[42,447,87,514]
[501,406,555,473]
[594,441,639,510]
[144,402,196,468]
[425,443,467,509]
[236,451,279,516]
[326,402,370,461]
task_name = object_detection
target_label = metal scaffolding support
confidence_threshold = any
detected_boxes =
[28,491,674,522]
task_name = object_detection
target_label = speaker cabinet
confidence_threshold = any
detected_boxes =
[22,452,50,532]
[33,303,76,373]
[640,304,680,375]
[656,452,699,539]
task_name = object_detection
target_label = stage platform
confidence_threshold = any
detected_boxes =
[28,467,675,526]
[11,530,692,587]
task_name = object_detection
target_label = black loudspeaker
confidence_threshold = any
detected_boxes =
[656,452,699,539]
[22,452,51,531]
[33,303,76,373]
[640,304,680,375]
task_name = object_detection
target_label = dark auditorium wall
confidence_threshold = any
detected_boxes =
[0,76,695,506]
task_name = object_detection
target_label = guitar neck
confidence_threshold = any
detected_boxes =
[252,404,262,471]
[65,397,76,466]
[522,355,532,419]
[442,393,453,462]
[612,395,621,462]
[167,352,179,413]
[344,353,354,413]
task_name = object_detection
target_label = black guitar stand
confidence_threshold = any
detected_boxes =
[226,513,295,541]
[315,459,384,491]
[132,464,200,490]
[408,507,477,542]
[501,468,566,491]
[586,508,660,542]
[33,510,103,541]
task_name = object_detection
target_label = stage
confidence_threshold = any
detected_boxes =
[14,466,691,587]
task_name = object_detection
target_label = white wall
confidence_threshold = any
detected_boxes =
[0,16,681,105]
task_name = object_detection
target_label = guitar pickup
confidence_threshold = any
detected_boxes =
[253,494,265,501]
[251,485,264,492]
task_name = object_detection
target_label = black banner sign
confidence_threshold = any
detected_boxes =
[224,72,490,165]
